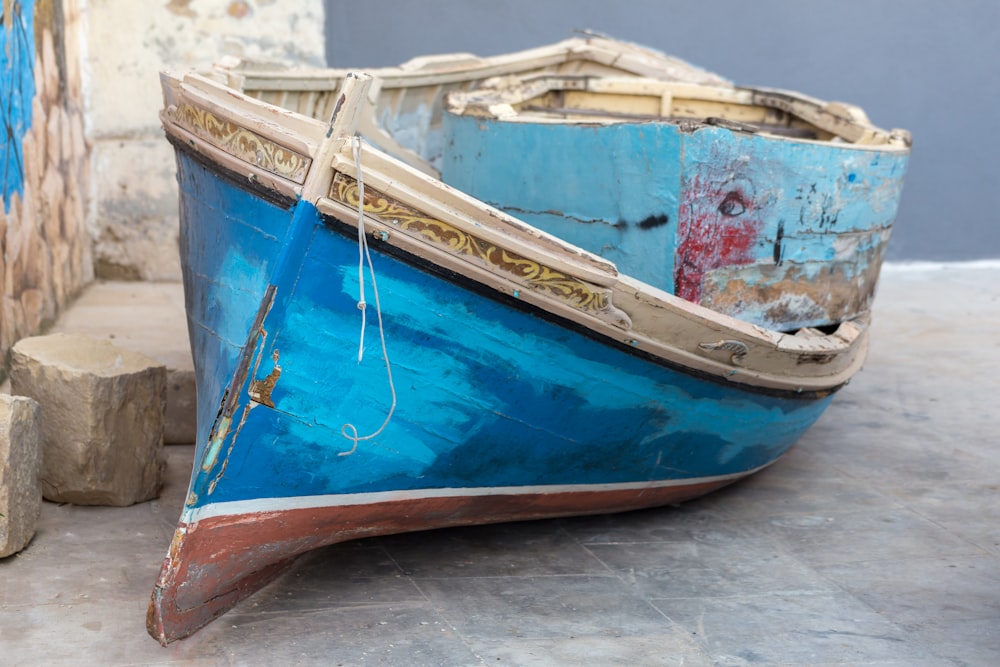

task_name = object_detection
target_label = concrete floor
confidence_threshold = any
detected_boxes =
[1,264,999,666]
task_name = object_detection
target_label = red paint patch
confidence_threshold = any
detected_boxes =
[675,174,763,303]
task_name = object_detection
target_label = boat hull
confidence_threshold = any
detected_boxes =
[149,144,837,643]
[441,92,909,331]
[149,475,741,644]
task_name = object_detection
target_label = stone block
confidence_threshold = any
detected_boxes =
[10,333,166,506]
[0,395,43,558]
[47,281,196,444]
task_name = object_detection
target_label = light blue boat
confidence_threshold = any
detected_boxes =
[149,45,904,644]
[442,76,910,331]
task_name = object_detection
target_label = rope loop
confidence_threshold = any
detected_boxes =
[340,136,397,456]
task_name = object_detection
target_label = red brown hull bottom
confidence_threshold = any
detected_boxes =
[147,478,735,644]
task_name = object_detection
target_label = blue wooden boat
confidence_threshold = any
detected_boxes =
[149,50,897,643]
[442,76,910,331]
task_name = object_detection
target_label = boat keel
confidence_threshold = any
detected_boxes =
[147,478,736,644]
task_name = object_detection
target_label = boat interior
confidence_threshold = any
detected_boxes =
[445,75,908,148]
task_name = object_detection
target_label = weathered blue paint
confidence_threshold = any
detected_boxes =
[175,148,835,511]
[1,0,36,211]
[176,151,294,457]
[442,120,682,292]
[440,109,909,330]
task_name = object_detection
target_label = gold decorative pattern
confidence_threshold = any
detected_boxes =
[174,103,311,183]
[331,174,618,317]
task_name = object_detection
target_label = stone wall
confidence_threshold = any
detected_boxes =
[0,1,325,376]
[86,0,326,280]
[1,0,93,378]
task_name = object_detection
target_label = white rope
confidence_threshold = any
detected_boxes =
[353,136,367,363]
[340,136,397,456]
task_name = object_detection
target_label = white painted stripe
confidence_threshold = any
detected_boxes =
[181,467,765,523]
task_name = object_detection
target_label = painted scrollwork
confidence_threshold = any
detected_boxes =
[331,174,625,321]
[174,103,310,183]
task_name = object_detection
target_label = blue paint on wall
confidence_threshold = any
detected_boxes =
[1,0,36,212]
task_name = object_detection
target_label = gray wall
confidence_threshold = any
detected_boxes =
[327,0,999,261]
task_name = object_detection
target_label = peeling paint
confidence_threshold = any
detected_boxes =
[676,172,764,303]
[699,242,887,332]
[442,86,908,330]
[199,414,232,474]
[248,349,281,408]
[193,285,277,497]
